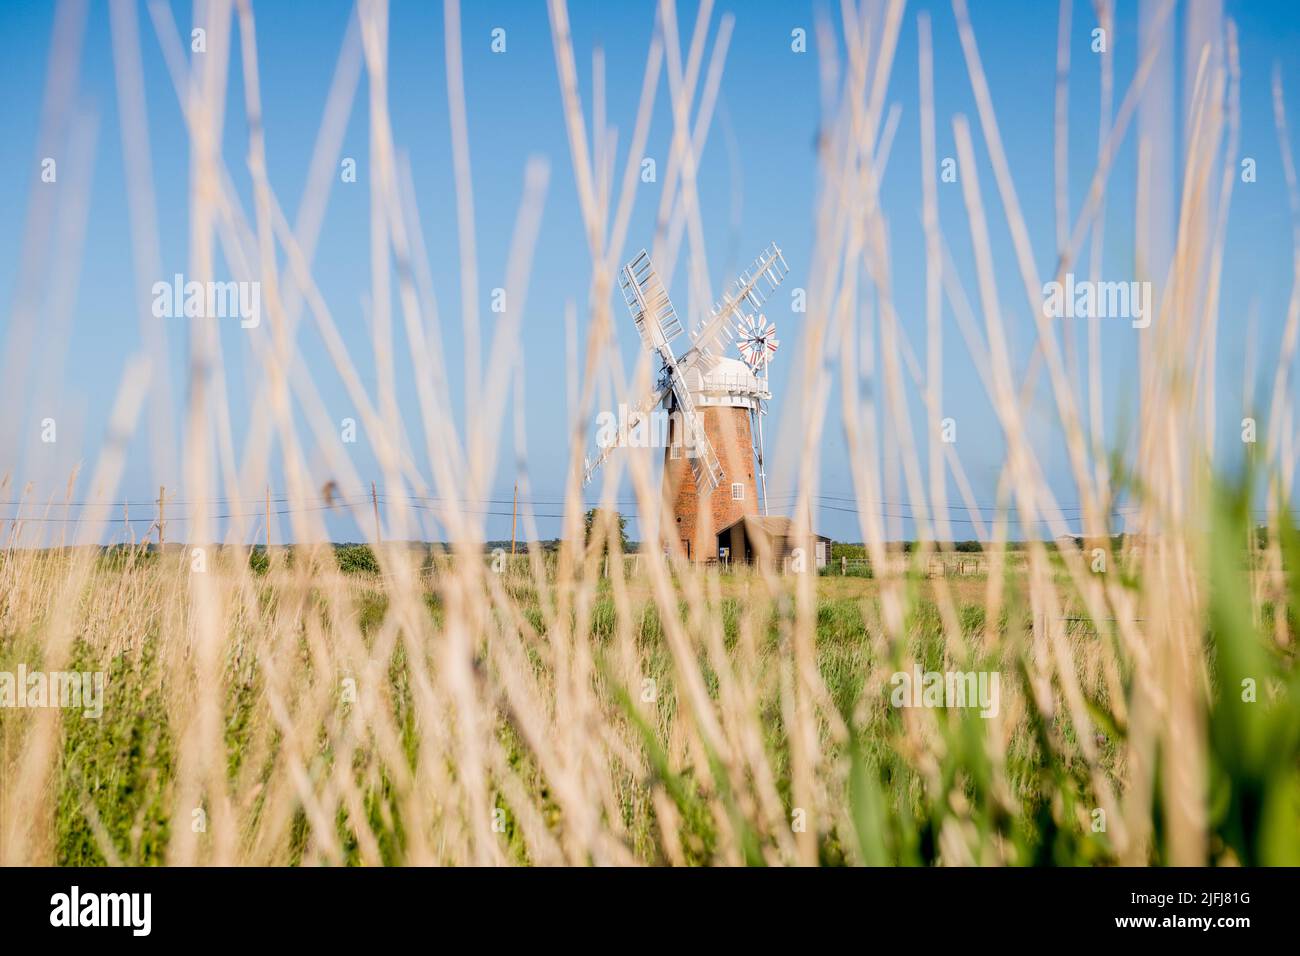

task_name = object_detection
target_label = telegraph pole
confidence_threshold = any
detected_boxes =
[510,480,518,556]
[265,484,271,553]
[371,481,382,544]
[156,485,166,549]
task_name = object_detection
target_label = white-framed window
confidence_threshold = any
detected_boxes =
[731,482,744,501]
[670,443,681,460]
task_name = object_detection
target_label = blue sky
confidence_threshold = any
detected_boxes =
[2,0,1299,544]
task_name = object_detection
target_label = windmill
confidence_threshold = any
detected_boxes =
[584,242,789,561]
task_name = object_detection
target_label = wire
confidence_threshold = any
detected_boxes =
[0,489,1286,528]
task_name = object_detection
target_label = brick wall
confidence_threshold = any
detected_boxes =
[662,404,759,560]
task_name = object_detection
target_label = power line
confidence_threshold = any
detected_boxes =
[0,488,1288,528]
[0,503,351,523]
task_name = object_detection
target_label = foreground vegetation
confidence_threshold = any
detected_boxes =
[2,484,1296,866]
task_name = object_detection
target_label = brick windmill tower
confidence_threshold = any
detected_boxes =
[584,244,788,561]
[662,355,771,560]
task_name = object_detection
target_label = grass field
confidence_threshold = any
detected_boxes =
[2,518,1297,866]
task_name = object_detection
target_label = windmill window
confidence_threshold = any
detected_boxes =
[731,483,744,501]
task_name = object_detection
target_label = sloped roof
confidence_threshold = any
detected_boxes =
[716,514,830,541]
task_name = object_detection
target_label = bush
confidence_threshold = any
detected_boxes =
[336,544,380,574]
[831,542,867,560]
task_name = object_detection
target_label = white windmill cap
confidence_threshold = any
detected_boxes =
[683,356,770,408]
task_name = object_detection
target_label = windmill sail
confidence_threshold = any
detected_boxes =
[676,243,788,378]
[620,250,683,356]
[581,381,670,486]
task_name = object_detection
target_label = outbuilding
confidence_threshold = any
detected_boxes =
[715,515,832,570]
